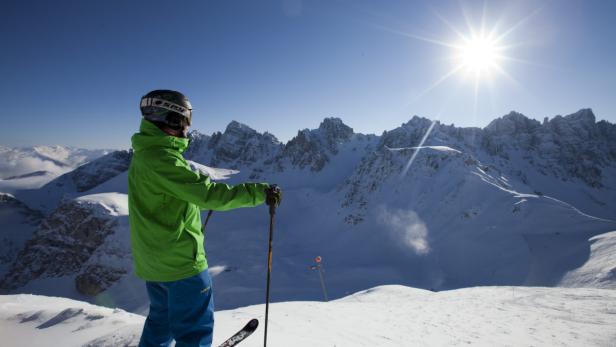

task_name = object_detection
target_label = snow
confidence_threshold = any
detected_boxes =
[0,294,142,347]
[187,160,239,180]
[560,231,616,289]
[1,285,615,346]
[75,193,129,216]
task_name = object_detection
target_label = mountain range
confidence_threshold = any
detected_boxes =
[0,108,615,313]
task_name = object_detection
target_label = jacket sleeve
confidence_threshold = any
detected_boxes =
[147,151,268,211]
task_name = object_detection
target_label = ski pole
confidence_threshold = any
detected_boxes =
[264,203,276,347]
[202,210,214,233]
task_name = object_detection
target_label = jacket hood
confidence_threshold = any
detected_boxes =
[131,119,189,153]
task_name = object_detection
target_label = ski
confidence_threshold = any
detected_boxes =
[217,319,259,347]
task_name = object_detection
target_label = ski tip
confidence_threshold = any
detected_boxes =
[246,318,259,330]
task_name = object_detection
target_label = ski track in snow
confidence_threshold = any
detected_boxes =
[472,166,615,223]
[541,195,616,223]
[1,286,616,347]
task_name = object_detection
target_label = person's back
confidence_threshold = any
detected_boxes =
[128,90,281,347]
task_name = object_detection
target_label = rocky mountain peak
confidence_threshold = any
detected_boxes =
[485,111,540,135]
[219,121,279,145]
[397,115,434,132]
[224,120,259,138]
[379,116,436,149]
[282,118,355,172]
[565,108,596,124]
[546,108,598,140]
[203,121,281,168]
[317,117,354,142]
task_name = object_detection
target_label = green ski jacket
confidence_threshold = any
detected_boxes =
[128,119,268,282]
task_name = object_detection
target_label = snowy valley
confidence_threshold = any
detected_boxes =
[1,108,615,345]
[2,285,616,346]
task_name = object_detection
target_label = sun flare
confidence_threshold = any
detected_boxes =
[457,34,502,76]
[375,4,541,111]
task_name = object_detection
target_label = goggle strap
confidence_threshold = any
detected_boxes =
[140,97,192,118]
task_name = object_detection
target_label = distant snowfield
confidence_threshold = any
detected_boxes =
[1,285,615,347]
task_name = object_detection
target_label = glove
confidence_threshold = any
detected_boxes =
[265,184,282,207]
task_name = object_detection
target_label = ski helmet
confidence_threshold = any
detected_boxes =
[140,90,192,129]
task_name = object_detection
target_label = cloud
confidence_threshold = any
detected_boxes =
[0,157,67,179]
[378,207,430,255]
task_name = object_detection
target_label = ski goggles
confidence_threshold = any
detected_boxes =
[140,97,192,120]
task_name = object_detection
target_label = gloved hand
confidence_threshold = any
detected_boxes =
[265,184,282,207]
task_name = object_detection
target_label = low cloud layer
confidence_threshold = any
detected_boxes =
[0,157,66,179]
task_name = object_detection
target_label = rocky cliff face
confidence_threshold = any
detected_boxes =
[0,196,128,296]
[282,118,355,171]
[0,193,43,277]
[187,121,281,170]
[478,109,616,187]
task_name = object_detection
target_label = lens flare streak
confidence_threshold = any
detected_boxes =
[399,120,437,178]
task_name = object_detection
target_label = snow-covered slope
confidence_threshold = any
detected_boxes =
[0,294,142,347]
[1,109,615,313]
[559,231,616,288]
[2,285,615,346]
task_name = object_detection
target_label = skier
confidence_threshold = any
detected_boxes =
[128,90,281,347]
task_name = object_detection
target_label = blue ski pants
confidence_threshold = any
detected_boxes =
[139,271,215,347]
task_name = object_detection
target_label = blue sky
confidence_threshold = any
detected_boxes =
[1,0,615,149]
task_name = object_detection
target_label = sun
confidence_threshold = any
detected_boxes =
[373,4,541,109]
[457,33,503,76]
